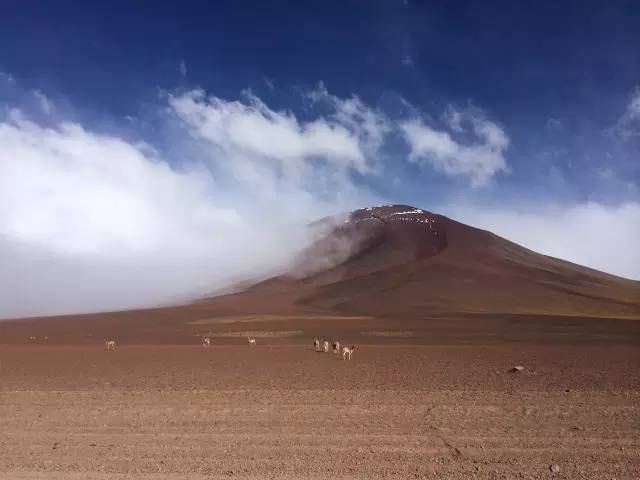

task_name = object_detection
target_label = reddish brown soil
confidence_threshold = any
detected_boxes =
[1,344,639,479]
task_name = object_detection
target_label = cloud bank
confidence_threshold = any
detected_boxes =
[448,202,640,281]
[0,86,384,318]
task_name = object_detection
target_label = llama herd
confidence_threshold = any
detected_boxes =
[101,336,255,351]
[27,335,48,343]
[313,337,356,360]
[95,335,355,360]
[202,336,256,347]
[202,335,355,359]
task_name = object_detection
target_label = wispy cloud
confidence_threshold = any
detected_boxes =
[308,83,391,160]
[613,86,640,140]
[401,39,414,67]
[33,90,54,114]
[0,71,15,84]
[401,106,509,186]
[178,59,187,77]
[169,89,380,185]
[262,76,275,91]
[401,53,414,67]
[545,117,563,133]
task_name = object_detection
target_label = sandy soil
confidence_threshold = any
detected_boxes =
[1,344,639,479]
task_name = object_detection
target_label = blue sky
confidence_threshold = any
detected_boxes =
[2,1,639,196]
[0,1,639,316]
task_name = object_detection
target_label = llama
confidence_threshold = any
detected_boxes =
[342,345,355,360]
[313,338,320,352]
[322,339,329,353]
[332,341,341,354]
[202,336,211,347]
[105,339,116,351]
[247,336,256,346]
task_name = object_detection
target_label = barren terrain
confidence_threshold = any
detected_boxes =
[1,339,639,479]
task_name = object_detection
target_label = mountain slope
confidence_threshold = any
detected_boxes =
[202,204,640,319]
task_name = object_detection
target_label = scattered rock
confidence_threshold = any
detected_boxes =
[89,443,96,447]
[510,365,525,373]
[52,442,58,450]
[550,464,560,473]
[565,389,571,393]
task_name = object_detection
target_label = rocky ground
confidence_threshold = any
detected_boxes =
[1,344,638,479]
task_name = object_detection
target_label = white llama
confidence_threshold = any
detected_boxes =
[342,345,355,360]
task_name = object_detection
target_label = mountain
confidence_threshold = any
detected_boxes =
[201,204,640,319]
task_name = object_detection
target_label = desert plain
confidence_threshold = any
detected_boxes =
[1,311,639,479]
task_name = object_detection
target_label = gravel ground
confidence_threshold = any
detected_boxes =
[1,344,639,479]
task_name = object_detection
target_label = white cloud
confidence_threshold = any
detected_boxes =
[614,86,640,140]
[401,107,509,186]
[0,112,313,317]
[0,87,384,318]
[308,83,391,159]
[1,115,225,257]
[169,88,388,189]
[447,202,640,280]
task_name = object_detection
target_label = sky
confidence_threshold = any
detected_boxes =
[0,1,639,318]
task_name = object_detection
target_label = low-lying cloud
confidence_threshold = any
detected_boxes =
[448,202,640,281]
[0,87,383,318]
